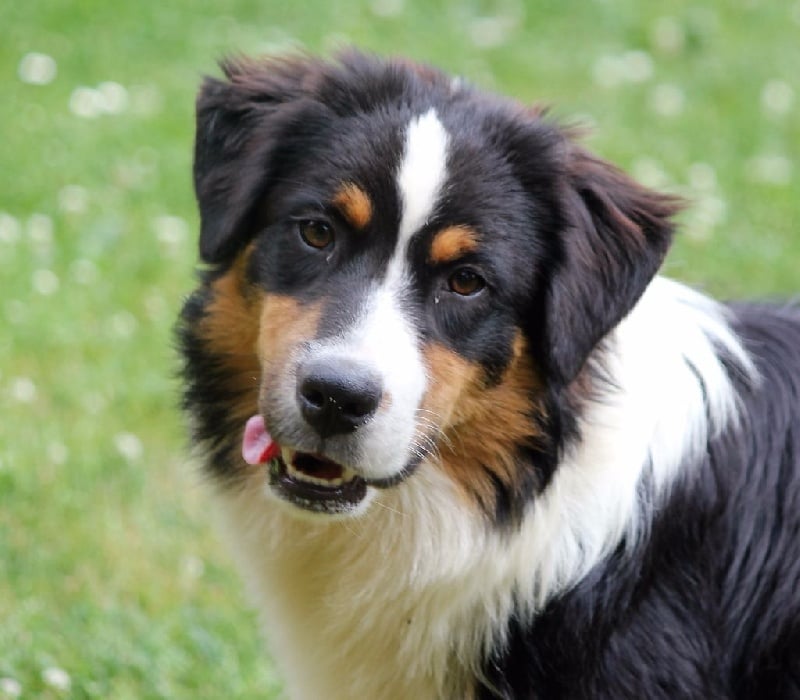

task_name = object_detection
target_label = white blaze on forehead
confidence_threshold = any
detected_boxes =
[395,108,450,262]
[350,108,448,476]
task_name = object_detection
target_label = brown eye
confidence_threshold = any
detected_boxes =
[448,268,485,296]
[298,220,334,249]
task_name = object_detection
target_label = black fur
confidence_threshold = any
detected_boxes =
[180,50,800,697]
[480,305,800,699]
[186,51,677,503]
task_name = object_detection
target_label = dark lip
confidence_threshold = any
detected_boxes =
[261,425,431,513]
[267,455,368,515]
[362,455,423,488]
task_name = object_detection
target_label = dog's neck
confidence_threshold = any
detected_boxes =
[209,276,754,699]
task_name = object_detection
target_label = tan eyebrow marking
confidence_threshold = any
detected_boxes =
[332,183,373,230]
[429,225,479,264]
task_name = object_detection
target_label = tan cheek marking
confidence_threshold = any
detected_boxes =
[420,344,482,429]
[428,225,479,265]
[258,295,322,389]
[333,183,373,230]
[197,246,323,431]
[422,335,545,514]
[198,244,261,421]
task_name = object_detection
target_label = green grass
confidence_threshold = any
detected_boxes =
[1,1,797,697]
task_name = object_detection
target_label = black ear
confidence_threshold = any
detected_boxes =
[193,55,318,264]
[543,147,681,385]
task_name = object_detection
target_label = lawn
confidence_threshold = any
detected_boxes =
[1,1,797,697]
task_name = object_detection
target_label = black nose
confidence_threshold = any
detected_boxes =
[296,357,383,438]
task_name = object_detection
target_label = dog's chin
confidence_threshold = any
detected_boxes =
[264,447,378,519]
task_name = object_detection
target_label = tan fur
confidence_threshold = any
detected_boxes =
[428,225,479,264]
[257,295,322,391]
[422,335,545,513]
[197,249,323,447]
[332,182,373,230]
[200,278,749,699]
[215,461,485,700]
[198,246,261,424]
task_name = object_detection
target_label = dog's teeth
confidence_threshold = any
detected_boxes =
[283,451,355,487]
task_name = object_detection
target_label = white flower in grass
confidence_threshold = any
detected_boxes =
[468,15,518,49]
[70,83,129,118]
[0,677,22,698]
[370,0,404,17]
[593,51,653,87]
[144,291,168,321]
[650,83,685,117]
[70,86,105,118]
[592,55,626,88]
[109,311,138,339]
[42,667,71,692]
[71,258,98,285]
[747,154,793,186]
[115,432,143,462]
[687,162,717,192]
[154,215,189,255]
[58,185,89,214]
[631,157,669,188]
[685,195,728,242]
[18,52,57,85]
[651,16,685,54]
[182,555,206,582]
[28,213,53,248]
[621,50,653,83]
[761,80,794,117]
[32,269,60,296]
[0,213,21,244]
[97,81,129,114]
[10,377,37,403]
[47,441,69,465]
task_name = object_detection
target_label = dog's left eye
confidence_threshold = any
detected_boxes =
[298,220,334,249]
[448,268,485,296]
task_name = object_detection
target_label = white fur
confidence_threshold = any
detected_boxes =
[273,110,451,483]
[212,277,756,699]
[344,108,449,478]
[395,108,449,251]
[296,283,428,482]
[264,111,449,486]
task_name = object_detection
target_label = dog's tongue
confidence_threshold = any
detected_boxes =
[242,415,280,465]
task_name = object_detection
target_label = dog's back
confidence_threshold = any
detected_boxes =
[480,302,800,699]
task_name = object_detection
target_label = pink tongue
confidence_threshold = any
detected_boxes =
[242,415,280,465]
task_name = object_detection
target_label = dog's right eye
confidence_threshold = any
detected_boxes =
[298,220,334,249]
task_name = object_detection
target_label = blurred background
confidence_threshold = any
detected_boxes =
[1,1,797,697]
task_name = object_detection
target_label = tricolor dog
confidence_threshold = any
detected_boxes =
[178,51,800,698]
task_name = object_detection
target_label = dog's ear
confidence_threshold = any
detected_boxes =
[542,147,681,386]
[193,56,318,264]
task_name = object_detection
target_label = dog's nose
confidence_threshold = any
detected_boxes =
[296,357,383,438]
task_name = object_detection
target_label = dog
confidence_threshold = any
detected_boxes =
[178,50,800,699]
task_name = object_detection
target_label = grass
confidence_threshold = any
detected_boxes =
[1,1,797,697]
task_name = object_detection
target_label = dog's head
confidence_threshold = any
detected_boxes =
[186,51,679,522]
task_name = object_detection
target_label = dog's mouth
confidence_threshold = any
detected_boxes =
[242,415,368,514]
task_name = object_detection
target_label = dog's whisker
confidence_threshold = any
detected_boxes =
[373,499,407,518]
